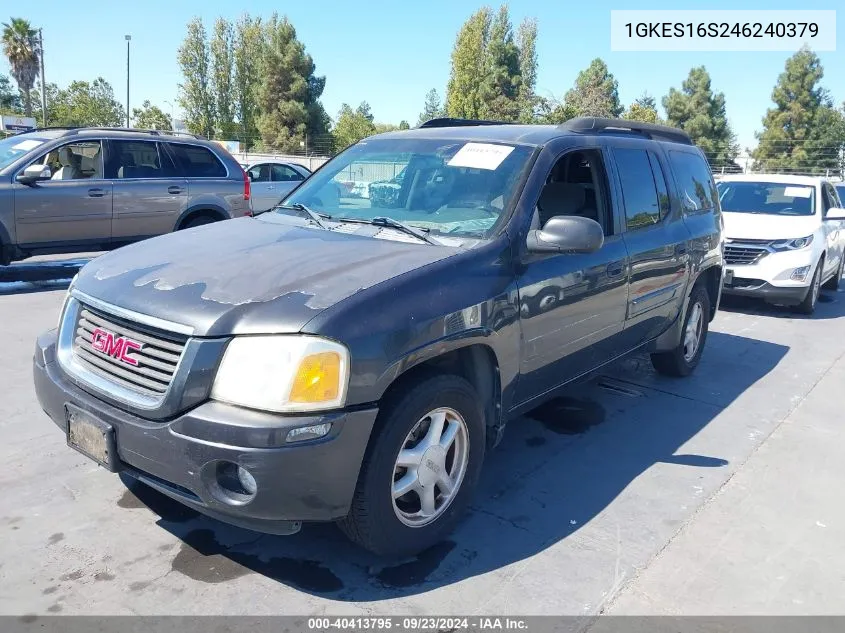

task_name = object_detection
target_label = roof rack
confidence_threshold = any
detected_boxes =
[419,117,512,128]
[561,117,692,145]
[29,126,203,139]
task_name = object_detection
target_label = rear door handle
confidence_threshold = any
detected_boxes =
[168,186,184,194]
[606,261,626,277]
[87,188,106,198]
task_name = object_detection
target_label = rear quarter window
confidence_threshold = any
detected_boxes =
[167,143,227,178]
[668,150,717,213]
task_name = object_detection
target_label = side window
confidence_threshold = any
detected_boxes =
[166,143,227,178]
[248,164,271,182]
[613,147,661,230]
[271,164,304,182]
[668,150,717,212]
[822,183,838,213]
[106,140,173,179]
[536,149,613,235]
[33,141,103,181]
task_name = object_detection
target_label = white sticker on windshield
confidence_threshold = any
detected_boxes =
[12,139,42,151]
[783,186,813,198]
[447,143,515,170]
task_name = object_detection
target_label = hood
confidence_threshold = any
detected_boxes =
[722,211,819,241]
[73,216,457,337]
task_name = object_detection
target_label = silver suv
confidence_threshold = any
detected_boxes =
[0,127,252,265]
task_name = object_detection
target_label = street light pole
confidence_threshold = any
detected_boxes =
[38,29,47,127]
[125,35,131,128]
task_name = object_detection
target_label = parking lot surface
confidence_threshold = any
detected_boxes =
[1,256,844,617]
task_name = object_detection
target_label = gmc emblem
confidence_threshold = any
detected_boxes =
[90,327,142,366]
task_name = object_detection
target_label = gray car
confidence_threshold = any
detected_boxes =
[245,160,311,212]
[0,127,252,265]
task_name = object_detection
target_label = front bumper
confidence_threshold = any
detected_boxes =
[33,329,378,533]
[722,248,818,305]
[722,278,809,305]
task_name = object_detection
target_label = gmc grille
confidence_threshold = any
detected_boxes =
[72,305,187,397]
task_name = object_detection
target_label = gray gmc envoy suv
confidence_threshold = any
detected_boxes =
[33,118,724,557]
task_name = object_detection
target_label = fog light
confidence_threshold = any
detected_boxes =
[286,422,332,443]
[791,266,811,281]
[237,466,257,495]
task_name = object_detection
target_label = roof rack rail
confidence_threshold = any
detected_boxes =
[419,117,512,128]
[27,126,203,139]
[561,117,692,145]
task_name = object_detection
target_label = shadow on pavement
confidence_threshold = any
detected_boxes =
[118,330,789,601]
[720,288,845,320]
[0,257,93,296]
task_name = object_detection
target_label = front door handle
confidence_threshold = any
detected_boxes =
[675,243,688,256]
[606,261,626,277]
[87,188,107,198]
[168,186,184,194]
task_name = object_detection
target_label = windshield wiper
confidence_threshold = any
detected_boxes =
[269,203,331,229]
[369,216,441,245]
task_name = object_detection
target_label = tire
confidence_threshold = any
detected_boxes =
[822,256,843,291]
[651,284,710,378]
[795,259,823,315]
[180,214,216,230]
[338,374,485,557]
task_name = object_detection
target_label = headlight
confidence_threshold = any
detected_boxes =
[57,274,78,329]
[771,235,814,251]
[211,335,349,413]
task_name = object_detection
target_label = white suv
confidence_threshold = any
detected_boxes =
[717,174,845,314]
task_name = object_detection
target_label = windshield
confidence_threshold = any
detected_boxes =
[281,138,534,237]
[0,134,46,171]
[717,181,816,216]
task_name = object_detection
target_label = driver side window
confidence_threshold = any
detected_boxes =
[31,141,103,181]
[533,149,613,236]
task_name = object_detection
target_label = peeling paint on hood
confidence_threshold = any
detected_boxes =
[73,217,457,336]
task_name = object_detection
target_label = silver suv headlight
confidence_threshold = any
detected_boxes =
[211,335,350,413]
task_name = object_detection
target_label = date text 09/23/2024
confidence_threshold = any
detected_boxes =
[307,617,528,631]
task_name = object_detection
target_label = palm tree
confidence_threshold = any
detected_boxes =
[2,18,40,117]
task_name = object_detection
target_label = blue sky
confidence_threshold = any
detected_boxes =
[2,0,842,153]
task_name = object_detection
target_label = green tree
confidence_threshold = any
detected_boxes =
[177,17,215,137]
[333,102,376,149]
[211,18,236,139]
[564,58,622,118]
[623,93,660,123]
[398,120,410,130]
[445,7,491,119]
[256,14,329,153]
[752,47,845,175]
[1,18,40,117]
[0,73,21,113]
[663,66,738,166]
[478,5,521,121]
[535,96,578,124]
[516,17,538,123]
[50,78,124,127]
[418,88,444,125]
[233,14,263,148]
[132,100,172,130]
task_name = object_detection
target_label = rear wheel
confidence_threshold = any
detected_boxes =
[338,374,485,557]
[795,260,822,315]
[651,284,710,377]
[180,214,217,230]
[822,256,843,291]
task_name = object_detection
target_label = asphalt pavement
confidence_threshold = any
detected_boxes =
[1,255,844,618]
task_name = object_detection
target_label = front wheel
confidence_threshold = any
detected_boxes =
[338,374,485,557]
[651,284,710,377]
[795,260,822,315]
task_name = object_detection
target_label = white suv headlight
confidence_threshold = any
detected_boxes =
[771,235,814,251]
[211,335,350,413]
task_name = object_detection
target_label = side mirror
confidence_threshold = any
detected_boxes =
[825,207,845,221]
[16,164,51,185]
[527,215,604,254]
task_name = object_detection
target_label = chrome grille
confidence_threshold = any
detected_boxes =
[724,244,769,265]
[72,305,187,397]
